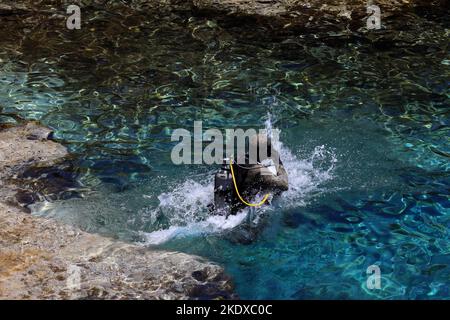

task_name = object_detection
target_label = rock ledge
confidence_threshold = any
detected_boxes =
[0,123,235,300]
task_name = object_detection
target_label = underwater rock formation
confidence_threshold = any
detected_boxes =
[1,0,444,19]
[0,124,234,299]
[192,0,445,16]
[0,123,66,179]
[0,0,445,38]
[190,0,447,32]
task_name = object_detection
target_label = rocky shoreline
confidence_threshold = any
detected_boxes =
[0,1,445,22]
[0,123,235,299]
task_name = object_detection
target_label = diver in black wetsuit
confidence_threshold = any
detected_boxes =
[213,133,289,216]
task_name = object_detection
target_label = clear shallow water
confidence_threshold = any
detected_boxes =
[1,7,449,299]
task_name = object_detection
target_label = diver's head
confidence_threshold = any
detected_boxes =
[249,133,272,162]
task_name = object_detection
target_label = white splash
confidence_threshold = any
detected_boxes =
[153,178,213,226]
[140,115,336,245]
[141,212,247,245]
[279,143,336,207]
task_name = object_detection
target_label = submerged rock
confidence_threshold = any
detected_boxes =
[0,122,67,179]
[0,123,235,299]
[0,0,446,42]
[2,0,444,19]
[0,122,69,210]
[190,0,448,34]
[192,0,444,15]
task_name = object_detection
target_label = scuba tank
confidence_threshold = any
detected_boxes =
[214,158,233,215]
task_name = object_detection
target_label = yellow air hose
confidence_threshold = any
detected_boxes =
[229,158,270,207]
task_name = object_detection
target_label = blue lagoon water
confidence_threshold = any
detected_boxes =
[0,6,449,299]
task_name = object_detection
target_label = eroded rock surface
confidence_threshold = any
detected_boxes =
[0,123,65,179]
[0,124,234,299]
[0,203,234,299]
[192,0,438,15]
[0,0,444,18]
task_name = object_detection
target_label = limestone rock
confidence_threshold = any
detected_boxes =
[0,203,234,299]
[0,122,67,180]
[0,124,235,299]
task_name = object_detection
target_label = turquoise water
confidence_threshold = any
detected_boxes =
[1,7,449,299]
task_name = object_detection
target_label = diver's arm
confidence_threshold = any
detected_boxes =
[259,165,289,191]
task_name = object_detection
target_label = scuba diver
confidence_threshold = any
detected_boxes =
[213,133,289,216]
